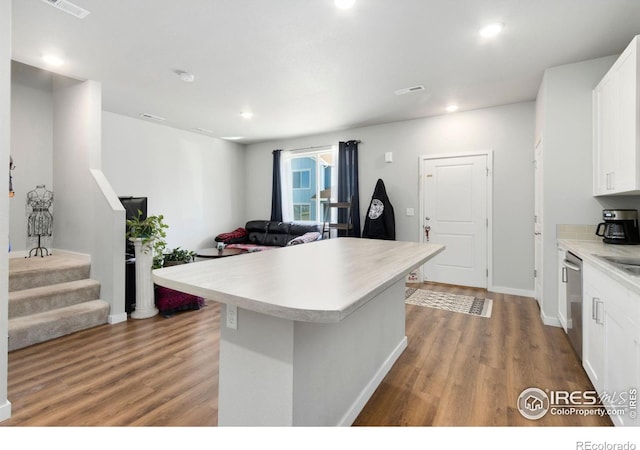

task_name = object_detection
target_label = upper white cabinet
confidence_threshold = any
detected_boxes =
[593,35,640,196]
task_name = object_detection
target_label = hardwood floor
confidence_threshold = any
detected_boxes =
[1,283,611,427]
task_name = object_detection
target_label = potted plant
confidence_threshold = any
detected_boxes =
[126,210,169,269]
[125,210,169,319]
[163,247,196,267]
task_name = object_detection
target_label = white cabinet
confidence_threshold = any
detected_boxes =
[583,263,606,392]
[603,289,639,426]
[593,35,640,196]
[582,262,640,426]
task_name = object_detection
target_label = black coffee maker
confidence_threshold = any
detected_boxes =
[596,209,640,244]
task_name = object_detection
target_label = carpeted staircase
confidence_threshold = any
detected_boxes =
[8,254,110,351]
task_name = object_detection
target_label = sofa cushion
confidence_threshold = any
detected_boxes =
[289,223,321,236]
[245,220,270,245]
[265,222,292,247]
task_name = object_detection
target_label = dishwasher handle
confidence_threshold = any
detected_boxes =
[562,259,581,272]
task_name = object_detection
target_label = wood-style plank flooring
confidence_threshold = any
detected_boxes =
[1,282,611,426]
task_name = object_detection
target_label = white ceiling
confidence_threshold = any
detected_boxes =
[10,0,640,144]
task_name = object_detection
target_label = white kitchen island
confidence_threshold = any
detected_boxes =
[153,237,444,426]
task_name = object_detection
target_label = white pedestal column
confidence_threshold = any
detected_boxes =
[130,238,158,319]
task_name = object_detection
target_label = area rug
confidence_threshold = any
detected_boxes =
[405,287,493,318]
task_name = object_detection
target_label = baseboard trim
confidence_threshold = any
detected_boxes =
[108,312,128,324]
[0,399,12,422]
[540,310,562,328]
[8,250,28,259]
[337,335,408,426]
[490,285,535,298]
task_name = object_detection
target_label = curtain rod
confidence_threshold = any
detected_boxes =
[284,140,361,153]
[285,144,333,153]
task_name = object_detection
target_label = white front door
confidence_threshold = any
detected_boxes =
[422,154,488,288]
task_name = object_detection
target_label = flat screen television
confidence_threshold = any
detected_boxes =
[119,196,147,222]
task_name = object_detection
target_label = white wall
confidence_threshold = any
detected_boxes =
[245,102,535,294]
[9,62,54,252]
[102,112,246,252]
[0,0,12,422]
[52,78,101,254]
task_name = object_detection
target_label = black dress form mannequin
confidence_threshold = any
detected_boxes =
[26,184,54,257]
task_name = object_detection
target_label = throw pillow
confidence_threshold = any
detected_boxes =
[215,227,248,244]
[286,232,322,246]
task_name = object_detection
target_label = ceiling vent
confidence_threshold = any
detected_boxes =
[394,85,425,95]
[41,0,90,19]
[139,113,166,122]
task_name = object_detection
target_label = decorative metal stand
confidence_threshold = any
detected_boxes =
[26,184,54,258]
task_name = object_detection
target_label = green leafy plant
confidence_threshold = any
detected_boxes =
[163,247,196,266]
[126,210,169,269]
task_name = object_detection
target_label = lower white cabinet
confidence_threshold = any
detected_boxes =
[603,293,639,427]
[583,262,640,426]
[583,265,606,393]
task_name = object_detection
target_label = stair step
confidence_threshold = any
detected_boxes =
[9,279,101,319]
[8,299,110,352]
[9,255,91,292]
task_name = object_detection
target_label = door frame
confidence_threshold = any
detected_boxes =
[418,150,494,290]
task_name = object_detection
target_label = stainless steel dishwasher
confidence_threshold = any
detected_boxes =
[562,251,583,360]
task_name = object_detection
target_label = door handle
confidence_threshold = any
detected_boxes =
[561,266,567,283]
[592,297,598,321]
[595,300,604,325]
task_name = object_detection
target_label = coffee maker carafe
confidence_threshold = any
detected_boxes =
[595,209,640,244]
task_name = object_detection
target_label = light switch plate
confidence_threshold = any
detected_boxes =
[406,208,415,216]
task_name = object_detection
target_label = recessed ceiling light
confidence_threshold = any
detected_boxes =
[479,22,504,38]
[221,137,244,141]
[42,54,65,66]
[240,112,253,119]
[335,0,356,9]
[446,105,459,113]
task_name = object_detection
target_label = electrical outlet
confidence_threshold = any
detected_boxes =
[226,304,237,330]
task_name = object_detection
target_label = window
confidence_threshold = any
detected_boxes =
[292,170,310,189]
[293,204,311,221]
[283,147,336,224]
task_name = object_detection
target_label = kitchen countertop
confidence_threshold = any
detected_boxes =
[153,237,445,323]
[558,238,640,295]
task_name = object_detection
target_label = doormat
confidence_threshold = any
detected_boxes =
[405,287,493,318]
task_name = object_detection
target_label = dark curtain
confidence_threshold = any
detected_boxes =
[337,140,361,237]
[270,149,283,222]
